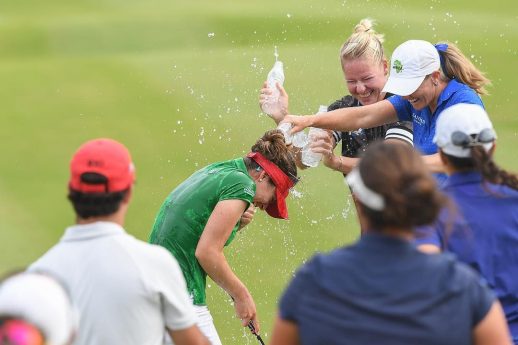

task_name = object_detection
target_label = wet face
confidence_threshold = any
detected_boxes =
[253,177,276,211]
[403,75,438,111]
[342,57,388,106]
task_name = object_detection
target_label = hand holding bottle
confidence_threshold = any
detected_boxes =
[301,106,328,167]
[259,81,289,124]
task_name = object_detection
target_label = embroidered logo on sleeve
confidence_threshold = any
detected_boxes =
[243,186,255,197]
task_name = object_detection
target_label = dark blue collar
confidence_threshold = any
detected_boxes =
[443,171,483,188]
[357,232,415,252]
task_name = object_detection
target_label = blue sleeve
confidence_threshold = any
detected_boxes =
[387,95,413,121]
[278,261,314,322]
[464,266,496,326]
[414,224,442,247]
[413,208,447,248]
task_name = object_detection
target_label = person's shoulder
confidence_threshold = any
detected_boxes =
[220,162,254,185]
[119,234,178,266]
[303,247,354,273]
[444,80,483,105]
[493,183,518,196]
[28,242,67,272]
[423,251,483,288]
[328,95,358,110]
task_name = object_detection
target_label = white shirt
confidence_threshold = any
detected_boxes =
[30,221,196,345]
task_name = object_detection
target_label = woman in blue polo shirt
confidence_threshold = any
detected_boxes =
[415,103,518,344]
[281,39,490,185]
[269,141,511,345]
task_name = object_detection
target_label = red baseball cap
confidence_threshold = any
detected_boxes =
[69,138,135,193]
[247,152,295,219]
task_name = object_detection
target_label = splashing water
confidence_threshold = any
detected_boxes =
[198,127,205,145]
[341,197,353,220]
[290,188,303,198]
[274,46,279,62]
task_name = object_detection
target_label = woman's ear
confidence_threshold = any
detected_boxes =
[257,170,268,182]
[431,70,441,85]
[382,58,389,76]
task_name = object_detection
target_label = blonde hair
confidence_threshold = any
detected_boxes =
[340,18,386,68]
[437,41,491,95]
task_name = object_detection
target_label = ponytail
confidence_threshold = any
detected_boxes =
[471,146,518,190]
[436,42,491,95]
[444,147,518,191]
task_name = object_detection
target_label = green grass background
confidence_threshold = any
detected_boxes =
[1,0,517,343]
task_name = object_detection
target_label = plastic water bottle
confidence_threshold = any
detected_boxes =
[277,123,308,148]
[262,61,285,116]
[301,105,328,167]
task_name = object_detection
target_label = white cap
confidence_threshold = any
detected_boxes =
[382,40,440,96]
[0,272,77,345]
[434,103,496,158]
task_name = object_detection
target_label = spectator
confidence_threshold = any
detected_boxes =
[0,272,76,345]
[416,103,518,343]
[270,141,511,345]
[29,138,209,345]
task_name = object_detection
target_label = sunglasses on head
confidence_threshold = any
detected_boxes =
[451,128,495,149]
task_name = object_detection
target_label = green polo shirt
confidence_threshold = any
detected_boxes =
[149,158,255,305]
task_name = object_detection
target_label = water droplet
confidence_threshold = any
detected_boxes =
[208,32,215,38]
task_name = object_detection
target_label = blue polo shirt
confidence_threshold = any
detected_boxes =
[388,79,483,184]
[279,233,494,345]
[415,172,518,342]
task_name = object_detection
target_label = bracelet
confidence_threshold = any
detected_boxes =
[337,156,344,172]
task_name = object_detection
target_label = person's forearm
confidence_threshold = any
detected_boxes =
[325,155,358,174]
[196,249,249,301]
[301,99,396,131]
[422,153,446,173]
[308,107,364,131]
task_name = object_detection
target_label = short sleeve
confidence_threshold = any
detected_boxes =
[413,207,450,249]
[279,261,315,322]
[148,247,197,330]
[465,268,496,326]
[414,223,442,248]
[332,130,342,145]
[219,171,255,205]
[387,95,413,121]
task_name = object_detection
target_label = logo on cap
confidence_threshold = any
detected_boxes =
[393,60,403,74]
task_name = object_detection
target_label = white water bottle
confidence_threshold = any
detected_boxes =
[301,105,327,167]
[277,122,308,148]
[262,61,285,116]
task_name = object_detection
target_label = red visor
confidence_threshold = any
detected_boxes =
[247,152,294,219]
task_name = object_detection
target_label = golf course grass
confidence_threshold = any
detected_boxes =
[1,0,517,342]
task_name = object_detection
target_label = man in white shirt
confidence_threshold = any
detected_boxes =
[30,138,209,345]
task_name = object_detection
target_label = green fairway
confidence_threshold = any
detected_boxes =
[1,0,517,342]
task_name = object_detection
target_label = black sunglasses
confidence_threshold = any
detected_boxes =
[451,128,495,148]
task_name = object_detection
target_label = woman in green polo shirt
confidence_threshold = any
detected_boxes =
[149,129,298,345]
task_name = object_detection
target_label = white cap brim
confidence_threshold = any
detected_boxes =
[382,75,426,96]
